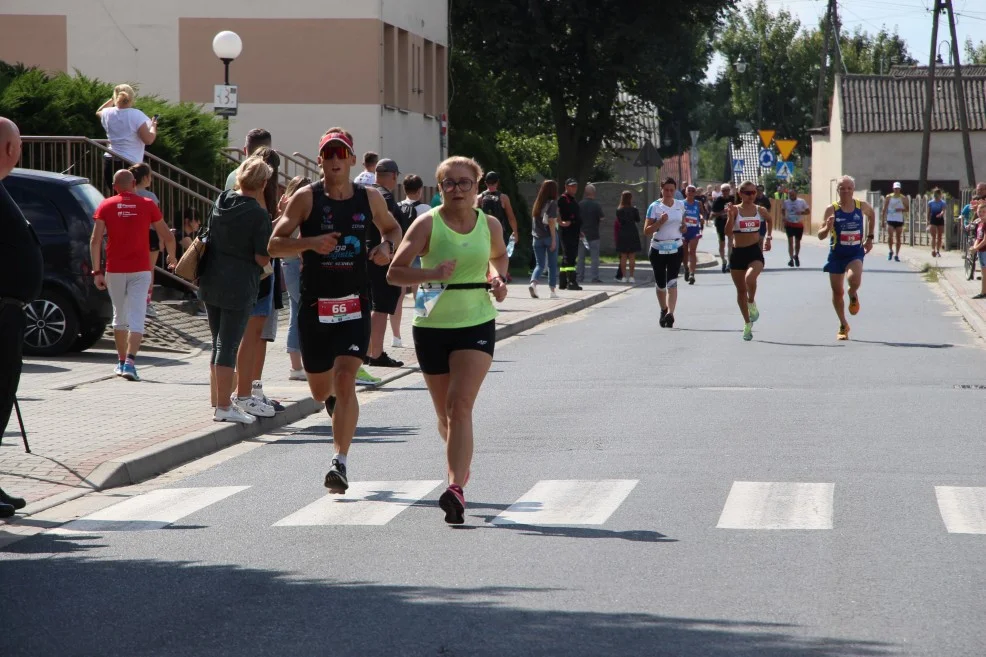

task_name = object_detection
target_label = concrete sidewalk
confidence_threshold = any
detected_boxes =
[1,273,652,517]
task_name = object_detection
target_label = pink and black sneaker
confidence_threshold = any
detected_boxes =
[439,484,465,525]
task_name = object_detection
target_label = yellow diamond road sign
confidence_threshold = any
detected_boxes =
[776,139,798,160]
[758,130,775,148]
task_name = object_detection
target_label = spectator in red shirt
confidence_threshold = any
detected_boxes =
[90,169,176,381]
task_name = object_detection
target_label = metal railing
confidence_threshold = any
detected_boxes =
[870,193,963,250]
[223,147,321,189]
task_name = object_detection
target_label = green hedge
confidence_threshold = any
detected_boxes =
[0,61,226,184]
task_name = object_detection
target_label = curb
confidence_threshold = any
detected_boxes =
[21,289,626,513]
[896,250,986,344]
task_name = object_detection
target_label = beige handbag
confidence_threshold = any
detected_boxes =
[174,233,208,283]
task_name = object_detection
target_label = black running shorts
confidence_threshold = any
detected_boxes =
[368,262,401,315]
[729,243,765,271]
[412,320,496,375]
[929,216,945,227]
[298,298,370,374]
[715,217,727,240]
[784,225,804,239]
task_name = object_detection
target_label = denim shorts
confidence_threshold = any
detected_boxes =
[252,290,273,317]
[979,252,986,267]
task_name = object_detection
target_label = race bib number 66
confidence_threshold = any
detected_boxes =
[317,295,362,324]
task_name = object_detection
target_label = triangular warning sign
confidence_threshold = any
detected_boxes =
[775,139,798,160]
[758,130,775,148]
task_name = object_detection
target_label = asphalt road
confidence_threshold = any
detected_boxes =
[2,233,985,657]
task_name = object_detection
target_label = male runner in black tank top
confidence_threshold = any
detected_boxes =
[269,128,401,493]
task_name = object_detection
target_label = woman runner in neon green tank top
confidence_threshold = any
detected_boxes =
[387,156,509,525]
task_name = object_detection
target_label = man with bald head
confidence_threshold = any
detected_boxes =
[0,116,41,517]
[90,168,177,381]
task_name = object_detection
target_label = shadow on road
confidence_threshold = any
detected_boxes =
[0,552,895,656]
[272,425,419,446]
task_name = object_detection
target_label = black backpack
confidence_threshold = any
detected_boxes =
[397,198,418,232]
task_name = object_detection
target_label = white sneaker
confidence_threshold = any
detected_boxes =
[233,395,275,418]
[549,289,560,299]
[214,405,256,424]
[627,276,635,284]
[288,368,306,381]
[529,281,539,298]
[391,337,403,348]
[145,304,158,318]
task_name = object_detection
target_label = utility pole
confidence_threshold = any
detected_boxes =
[944,0,976,188]
[812,0,833,128]
[831,0,844,77]
[918,0,942,197]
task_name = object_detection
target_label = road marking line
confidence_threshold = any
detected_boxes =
[273,481,443,526]
[717,481,834,530]
[935,486,986,534]
[492,480,638,526]
[49,486,249,533]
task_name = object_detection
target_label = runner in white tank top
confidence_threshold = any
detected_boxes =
[726,181,772,341]
[881,182,908,261]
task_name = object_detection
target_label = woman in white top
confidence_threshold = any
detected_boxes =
[726,180,772,341]
[96,84,157,193]
[643,177,687,328]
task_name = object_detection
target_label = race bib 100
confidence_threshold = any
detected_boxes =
[738,219,760,233]
[317,295,362,324]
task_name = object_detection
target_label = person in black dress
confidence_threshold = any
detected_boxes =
[615,190,642,283]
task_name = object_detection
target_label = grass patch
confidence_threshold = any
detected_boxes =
[922,262,940,283]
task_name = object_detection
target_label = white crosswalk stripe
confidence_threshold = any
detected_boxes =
[717,481,834,530]
[273,480,443,526]
[492,480,638,526]
[935,486,986,534]
[49,486,250,534]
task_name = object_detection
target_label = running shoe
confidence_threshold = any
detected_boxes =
[888,250,893,261]
[894,255,900,262]
[252,381,286,413]
[748,302,760,323]
[659,308,669,327]
[326,396,336,418]
[145,304,158,319]
[665,312,675,328]
[688,275,695,285]
[368,352,403,367]
[848,294,860,316]
[794,255,800,267]
[324,459,349,494]
[0,489,26,510]
[288,368,307,381]
[788,259,794,267]
[549,289,559,299]
[120,362,140,382]
[439,484,466,525]
[972,293,986,299]
[356,367,381,386]
[721,262,728,273]
[233,396,275,418]
[113,363,124,377]
[742,323,753,341]
[627,276,635,284]
[391,337,404,348]
[683,266,690,279]
[528,281,539,298]
[837,324,850,341]
[214,405,256,424]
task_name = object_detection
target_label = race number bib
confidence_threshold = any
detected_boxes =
[317,295,362,324]
[655,239,680,254]
[414,284,445,318]
[684,216,699,227]
[839,230,862,246]
[737,218,760,233]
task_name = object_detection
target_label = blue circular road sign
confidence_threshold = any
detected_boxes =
[758,149,776,169]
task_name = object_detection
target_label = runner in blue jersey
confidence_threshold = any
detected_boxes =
[817,175,876,341]
[681,185,703,285]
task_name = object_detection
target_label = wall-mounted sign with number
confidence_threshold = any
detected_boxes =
[214,84,238,116]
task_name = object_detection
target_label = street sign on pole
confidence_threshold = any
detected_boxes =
[732,158,745,174]
[775,161,795,179]
[213,84,238,117]
[633,139,663,168]
[758,129,776,148]
[776,139,798,160]
[758,149,776,169]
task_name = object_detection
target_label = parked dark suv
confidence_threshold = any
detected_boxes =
[4,168,112,356]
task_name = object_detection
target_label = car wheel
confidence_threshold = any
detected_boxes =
[23,288,80,357]
[72,323,108,352]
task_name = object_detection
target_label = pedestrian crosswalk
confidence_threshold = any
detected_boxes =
[42,480,986,535]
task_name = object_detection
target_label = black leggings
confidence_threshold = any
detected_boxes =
[205,303,251,368]
[648,247,684,290]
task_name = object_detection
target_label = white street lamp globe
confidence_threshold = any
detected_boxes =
[212,31,242,61]
[734,56,748,74]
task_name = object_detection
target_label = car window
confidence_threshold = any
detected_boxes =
[69,183,105,219]
[6,185,66,234]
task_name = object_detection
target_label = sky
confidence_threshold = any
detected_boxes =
[705,0,986,80]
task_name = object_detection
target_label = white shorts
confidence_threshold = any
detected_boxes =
[106,271,153,333]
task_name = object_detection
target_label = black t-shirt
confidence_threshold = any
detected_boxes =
[367,184,404,247]
[0,181,43,303]
[756,194,772,210]
[299,181,371,301]
[711,195,735,218]
[557,192,581,233]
